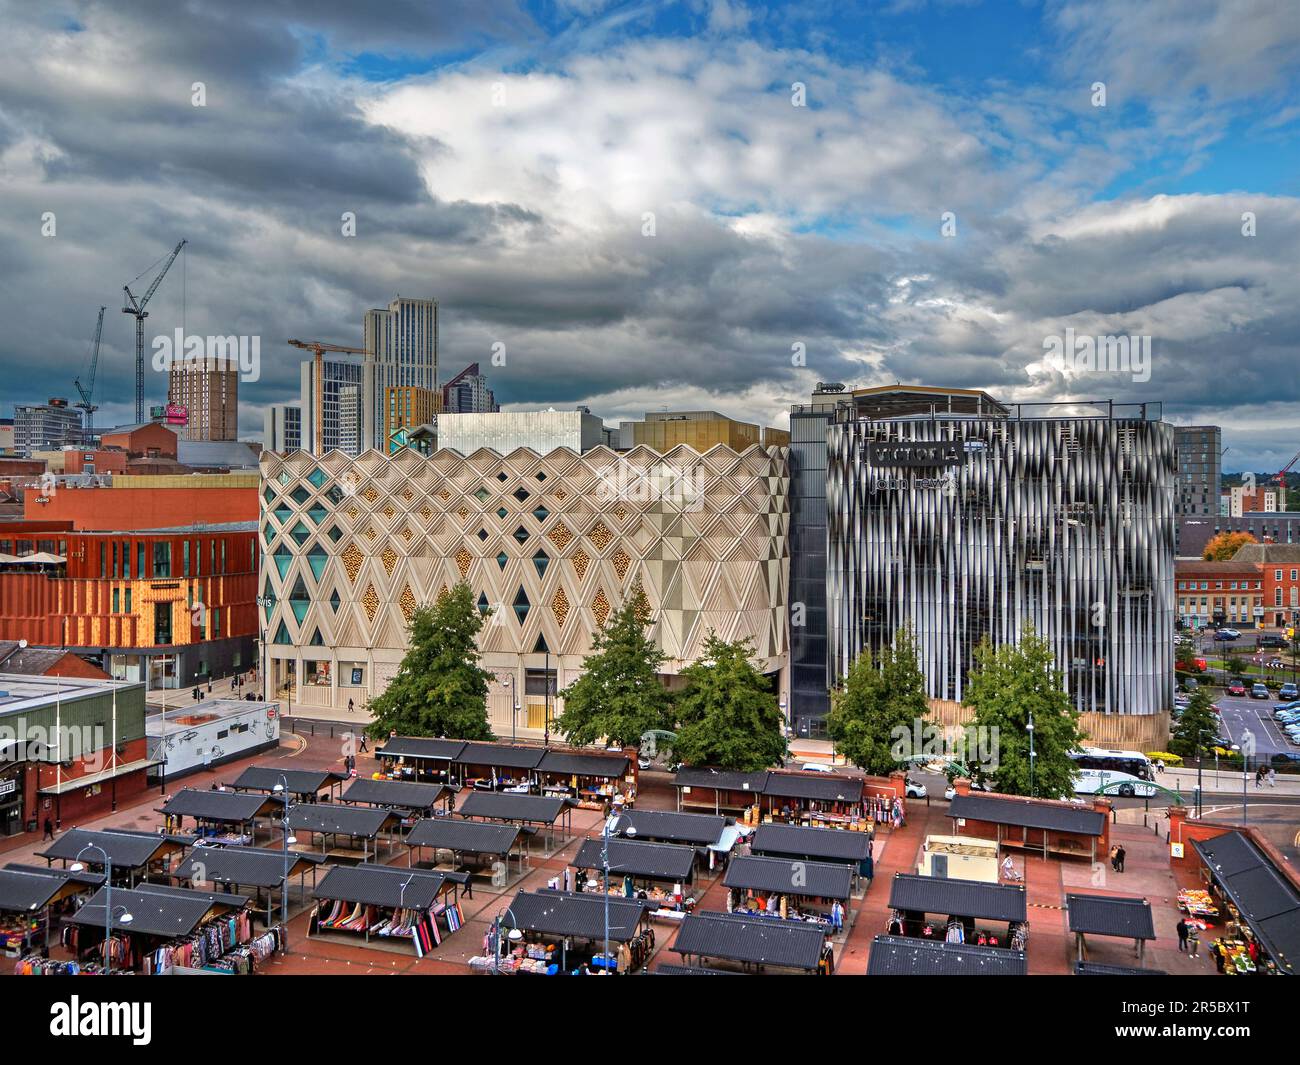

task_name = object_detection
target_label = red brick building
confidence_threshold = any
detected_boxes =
[1174,559,1264,630]
[1231,543,1300,629]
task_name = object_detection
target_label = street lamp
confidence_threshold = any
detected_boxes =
[601,814,636,974]
[491,906,522,975]
[1027,709,1036,799]
[70,844,132,975]
[272,776,298,952]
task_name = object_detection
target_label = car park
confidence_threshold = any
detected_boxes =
[1274,699,1300,713]
[1251,683,1270,699]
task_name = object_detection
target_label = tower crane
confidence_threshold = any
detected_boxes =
[287,338,369,456]
[73,306,106,444]
[123,239,186,423]
[1276,449,1300,511]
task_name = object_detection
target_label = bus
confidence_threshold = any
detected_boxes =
[1073,767,1156,798]
[1069,748,1156,797]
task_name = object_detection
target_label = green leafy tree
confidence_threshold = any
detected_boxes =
[672,634,786,771]
[827,626,929,775]
[964,624,1086,799]
[366,584,495,741]
[556,583,674,747]
[1170,688,1219,761]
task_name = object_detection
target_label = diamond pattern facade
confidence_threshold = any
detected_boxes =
[259,443,790,717]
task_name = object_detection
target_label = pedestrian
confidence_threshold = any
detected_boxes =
[1109,845,1120,872]
[1267,766,1278,788]
[1116,845,1126,873]
[358,733,369,754]
[1176,917,1189,952]
[348,698,355,713]
[42,817,54,841]
[1187,922,1200,959]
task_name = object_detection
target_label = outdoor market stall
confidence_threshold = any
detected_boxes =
[38,826,193,885]
[309,864,469,957]
[613,809,736,872]
[571,837,697,917]
[229,765,347,802]
[761,771,871,828]
[886,872,1029,951]
[673,767,771,815]
[723,854,852,935]
[453,742,545,792]
[1066,893,1157,967]
[159,788,286,844]
[376,737,468,786]
[671,910,832,975]
[339,777,454,826]
[55,882,278,974]
[652,962,740,975]
[458,791,573,853]
[866,934,1027,975]
[473,888,656,975]
[0,864,102,958]
[287,803,404,863]
[169,842,324,927]
[947,791,1107,864]
[751,823,873,893]
[534,750,636,811]
[1190,830,1298,975]
[1075,961,1168,975]
[406,817,527,883]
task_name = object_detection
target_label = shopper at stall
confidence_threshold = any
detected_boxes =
[1176,917,1189,952]
[1187,922,1201,959]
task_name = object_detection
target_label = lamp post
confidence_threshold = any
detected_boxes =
[272,776,298,952]
[491,906,521,975]
[1027,709,1036,799]
[70,844,132,975]
[601,814,636,974]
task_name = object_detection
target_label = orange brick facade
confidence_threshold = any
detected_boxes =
[24,485,257,529]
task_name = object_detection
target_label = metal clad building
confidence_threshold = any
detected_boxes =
[827,400,1174,720]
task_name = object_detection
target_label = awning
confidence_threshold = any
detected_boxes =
[888,872,1027,923]
[459,791,569,825]
[341,777,451,812]
[0,865,103,912]
[160,788,282,824]
[314,864,466,910]
[171,843,323,888]
[406,817,521,856]
[1193,830,1300,975]
[867,935,1027,976]
[288,802,399,839]
[68,883,248,937]
[229,766,346,795]
[377,738,467,762]
[615,809,728,847]
[572,838,697,882]
[504,889,652,943]
[37,758,160,795]
[724,854,852,901]
[1066,894,1156,940]
[751,823,873,864]
[39,827,181,871]
[948,793,1105,837]
[672,911,826,971]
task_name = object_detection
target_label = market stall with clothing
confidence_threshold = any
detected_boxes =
[885,872,1029,951]
[376,737,468,786]
[866,934,1027,975]
[571,837,697,917]
[671,910,833,975]
[287,803,404,864]
[168,842,324,927]
[0,864,103,958]
[406,817,527,883]
[458,791,573,854]
[38,826,193,885]
[475,888,656,975]
[309,864,469,957]
[1066,893,1157,968]
[159,788,286,844]
[723,854,851,936]
[534,750,636,812]
[751,823,873,893]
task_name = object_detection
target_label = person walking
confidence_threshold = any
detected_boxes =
[358,733,369,754]
[1115,845,1126,873]
[1109,845,1120,872]
[348,698,354,713]
[1267,766,1278,788]
[1187,922,1201,959]
[1176,917,1189,952]
[42,817,54,841]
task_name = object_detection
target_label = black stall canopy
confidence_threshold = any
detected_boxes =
[673,767,770,813]
[0,864,102,915]
[169,843,324,926]
[1076,961,1168,975]
[723,854,853,904]
[867,935,1027,976]
[672,910,828,974]
[311,864,470,955]
[288,803,403,862]
[458,791,573,851]
[888,873,1028,924]
[376,738,468,784]
[68,882,249,938]
[652,963,740,975]
[751,822,872,865]
[229,765,347,800]
[159,788,285,841]
[314,863,469,910]
[504,888,652,944]
[572,837,697,886]
[407,817,526,879]
[948,792,1106,862]
[340,777,453,818]
[1066,893,1157,966]
[615,809,730,849]
[38,827,191,885]
[454,742,546,784]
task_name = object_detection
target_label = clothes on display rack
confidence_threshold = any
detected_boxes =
[14,955,107,976]
[141,911,253,974]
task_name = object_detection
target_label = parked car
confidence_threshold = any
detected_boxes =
[1182,678,1199,692]
[800,762,835,774]
[1279,683,1299,700]
[1251,683,1271,699]
[1258,634,1289,649]
[1274,699,1300,713]
[637,755,652,771]
[1226,681,1247,697]
[904,779,928,799]
[1215,628,1242,641]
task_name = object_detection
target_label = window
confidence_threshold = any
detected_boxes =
[155,601,173,644]
[125,588,132,612]
[112,588,120,613]
[183,540,190,577]
[525,668,556,697]
[122,540,131,579]
[152,542,172,578]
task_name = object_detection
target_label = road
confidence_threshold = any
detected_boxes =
[1212,691,1300,759]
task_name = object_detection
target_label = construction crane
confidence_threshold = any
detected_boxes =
[73,306,106,444]
[1275,449,1300,511]
[123,239,186,423]
[288,338,369,456]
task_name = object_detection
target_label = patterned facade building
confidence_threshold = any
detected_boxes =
[826,400,1175,747]
[259,444,790,731]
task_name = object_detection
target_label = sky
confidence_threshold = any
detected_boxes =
[1,0,1297,472]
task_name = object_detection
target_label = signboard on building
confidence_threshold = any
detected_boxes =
[149,405,167,420]
[165,404,188,426]
[865,441,964,467]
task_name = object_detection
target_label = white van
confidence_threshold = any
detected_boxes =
[1074,767,1156,799]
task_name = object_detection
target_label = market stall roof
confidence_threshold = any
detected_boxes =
[1193,830,1300,975]
[459,791,569,825]
[407,817,522,856]
[723,854,852,901]
[948,793,1105,837]
[288,803,400,839]
[672,911,826,971]
[866,935,1027,976]
[455,743,546,771]
[1075,961,1168,975]
[68,883,249,937]
[614,809,729,847]
[751,823,873,864]
[505,889,652,942]
[229,766,346,795]
[673,767,770,794]
[0,864,103,912]
[652,963,740,975]
[377,737,467,762]
[888,873,1027,923]
[340,777,452,813]
[535,750,630,779]
[171,843,323,888]
[314,864,467,911]
[761,771,865,804]
[572,837,697,882]
[37,757,161,795]
[38,827,181,870]
[159,788,283,824]
[1066,894,1156,940]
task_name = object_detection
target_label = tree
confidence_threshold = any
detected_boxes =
[1203,531,1257,561]
[555,582,675,747]
[672,634,786,771]
[366,584,495,741]
[827,626,929,775]
[964,624,1087,799]
[1170,688,1219,761]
